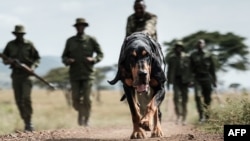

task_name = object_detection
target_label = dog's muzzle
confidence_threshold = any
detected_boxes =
[133,70,150,93]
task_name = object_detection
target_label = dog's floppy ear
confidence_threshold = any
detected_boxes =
[145,35,167,84]
[151,58,166,84]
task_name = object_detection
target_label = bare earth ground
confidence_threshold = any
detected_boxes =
[0,120,223,141]
[0,90,224,141]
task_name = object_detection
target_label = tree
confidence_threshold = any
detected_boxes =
[42,67,69,84]
[33,67,69,89]
[163,31,250,72]
[229,83,241,93]
[35,66,114,90]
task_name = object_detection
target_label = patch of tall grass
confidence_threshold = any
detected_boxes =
[203,93,250,133]
[0,89,132,135]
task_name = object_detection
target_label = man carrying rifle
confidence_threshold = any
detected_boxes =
[1,25,40,131]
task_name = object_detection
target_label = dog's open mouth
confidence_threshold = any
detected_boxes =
[136,84,149,93]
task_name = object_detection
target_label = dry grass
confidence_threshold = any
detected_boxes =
[204,92,250,133]
[0,88,199,135]
[0,88,249,135]
[0,89,133,135]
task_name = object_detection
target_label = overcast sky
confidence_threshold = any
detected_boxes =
[1,0,250,88]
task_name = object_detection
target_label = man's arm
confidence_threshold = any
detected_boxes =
[61,39,75,66]
[29,42,40,69]
[166,58,171,90]
[209,55,217,87]
[92,37,104,64]
[144,14,157,38]
[1,43,12,65]
[125,16,134,38]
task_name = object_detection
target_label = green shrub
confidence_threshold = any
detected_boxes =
[204,94,250,133]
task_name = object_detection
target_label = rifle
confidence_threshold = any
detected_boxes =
[0,53,56,90]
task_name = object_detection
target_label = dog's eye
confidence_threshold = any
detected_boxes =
[142,50,147,56]
[132,50,137,57]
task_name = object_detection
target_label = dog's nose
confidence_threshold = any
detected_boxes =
[139,70,147,77]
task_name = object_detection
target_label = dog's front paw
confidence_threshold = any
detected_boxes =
[139,118,152,131]
[151,126,164,138]
[130,128,146,139]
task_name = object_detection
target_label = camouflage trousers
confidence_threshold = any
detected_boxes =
[12,76,33,124]
[173,80,189,121]
[194,79,212,120]
[70,79,93,120]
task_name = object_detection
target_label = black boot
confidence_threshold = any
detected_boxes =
[198,112,206,124]
[78,113,89,126]
[78,112,83,126]
[84,116,89,127]
[24,121,34,132]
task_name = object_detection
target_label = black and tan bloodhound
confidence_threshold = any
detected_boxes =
[108,32,166,139]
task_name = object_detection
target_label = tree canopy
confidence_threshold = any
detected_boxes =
[35,66,114,90]
[163,31,250,72]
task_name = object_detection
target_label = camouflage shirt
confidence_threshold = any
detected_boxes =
[167,52,192,84]
[126,11,157,41]
[2,39,40,77]
[190,50,217,82]
[62,34,104,80]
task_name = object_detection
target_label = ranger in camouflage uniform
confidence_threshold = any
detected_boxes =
[167,41,193,125]
[2,25,40,131]
[62,18,104,126]
[124,0,159,119]
[190,39,217,123]
[126,0,158,41]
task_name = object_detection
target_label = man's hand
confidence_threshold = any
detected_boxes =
[3,58,15,64]
[66,58,75,65]
[86,57,95,64]
[213,82,217,88]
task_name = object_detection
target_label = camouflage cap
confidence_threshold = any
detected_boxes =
[174,41,184,47]
[12,25,26,34]
[134,0,145,4]
[73,18,89,27]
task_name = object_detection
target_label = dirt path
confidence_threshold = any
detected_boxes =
[0,120,223,141]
